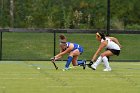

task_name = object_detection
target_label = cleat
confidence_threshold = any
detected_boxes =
[91,64,96,70]
[62,67,70,71]
[77,60,86,69]
[103,68,111,71]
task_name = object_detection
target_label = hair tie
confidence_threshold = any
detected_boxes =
[96,32,101,37]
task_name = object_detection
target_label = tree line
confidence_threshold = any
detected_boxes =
[0,0,140,30]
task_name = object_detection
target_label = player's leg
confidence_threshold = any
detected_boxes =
[72,56,86,69]
[64,51,77,69]
[91,56,102,70]
[101,50,114,71]
[64,55,73,70]
[76,47,86,67]
[72,56,78,66]
[72,56,85,66]
[71,49,86,69]
[64,49,79,70]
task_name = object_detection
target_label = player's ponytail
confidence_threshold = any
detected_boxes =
[59,34,66,40]
[59,34,67,43]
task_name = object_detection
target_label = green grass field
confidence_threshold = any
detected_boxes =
[0,61,140,93]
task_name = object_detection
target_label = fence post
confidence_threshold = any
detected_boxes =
[0,32,2,60]
[107,0,110,36]
[53,30,56,57]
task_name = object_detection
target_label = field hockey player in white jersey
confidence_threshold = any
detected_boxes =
[88,32,122,71]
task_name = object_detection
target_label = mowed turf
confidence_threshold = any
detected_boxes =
[0,61,140,93]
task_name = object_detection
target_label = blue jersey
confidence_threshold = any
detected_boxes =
[66,42,84,54]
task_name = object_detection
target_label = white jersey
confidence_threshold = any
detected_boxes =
[101,37,120,50]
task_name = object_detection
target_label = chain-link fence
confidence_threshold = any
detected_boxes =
[0,28,139,61]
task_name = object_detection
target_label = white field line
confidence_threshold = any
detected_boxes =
[0,87,6,89]
[0,78,50,80]
[0,72,140,75]
[0,74,138,77]
[0,75,138,80]
[131,63,140,65]
[0,73,39,75]
[45,86,95,88]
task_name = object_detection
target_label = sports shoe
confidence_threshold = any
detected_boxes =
[103,68,111,71]
[91,64,96,70]
[62,67,69,71]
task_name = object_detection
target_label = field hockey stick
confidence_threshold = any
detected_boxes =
[85,61,94,68]
[51,58,58,70]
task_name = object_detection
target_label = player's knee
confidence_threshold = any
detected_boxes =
[101,53,105,57]
[72,62,77,66]
[69,53,74,56]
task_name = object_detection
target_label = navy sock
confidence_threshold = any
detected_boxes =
[65,56,73,68]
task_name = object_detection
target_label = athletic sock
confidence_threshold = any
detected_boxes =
[65,56,73,68]
[102,56,110,69]
[93,56,102,68]
[77,60,84,66]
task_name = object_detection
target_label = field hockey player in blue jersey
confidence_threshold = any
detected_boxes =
[51,34,86,71]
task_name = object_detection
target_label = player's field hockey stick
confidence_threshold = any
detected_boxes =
[51,59,58,70]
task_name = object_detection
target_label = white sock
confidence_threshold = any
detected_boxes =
[93,56,102,68]
[102,56,111,69]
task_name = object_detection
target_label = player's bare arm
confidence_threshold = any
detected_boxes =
[92,41,107,61]
[55,46,72,59]
[109,37,122,48]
